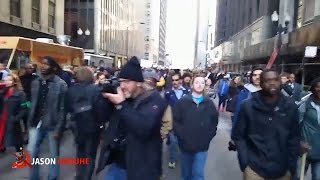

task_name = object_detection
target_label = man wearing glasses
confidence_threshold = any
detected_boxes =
[164,73,191,169]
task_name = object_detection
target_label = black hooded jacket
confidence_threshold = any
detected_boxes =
[232,91,300,178]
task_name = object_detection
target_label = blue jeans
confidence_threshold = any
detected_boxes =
[296,158,320,180]
[27,127,59,180]
[105,163,127,180]
[181,151,208,180]
[169,131,178,162]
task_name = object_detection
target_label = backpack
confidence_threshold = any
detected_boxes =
[70,85,98,132]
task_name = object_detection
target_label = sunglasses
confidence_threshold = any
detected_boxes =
[172,79,180,81]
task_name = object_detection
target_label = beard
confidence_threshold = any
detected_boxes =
[124,91,132,98]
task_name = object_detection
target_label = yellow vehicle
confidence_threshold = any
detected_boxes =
[0,36,84,71]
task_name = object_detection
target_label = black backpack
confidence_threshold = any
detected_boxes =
[71,85,98,132]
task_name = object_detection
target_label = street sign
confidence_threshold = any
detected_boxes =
[304,46,318,58]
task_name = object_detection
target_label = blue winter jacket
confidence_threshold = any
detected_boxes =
[231,84,260,136]
[164,87,191,107]
[218,79,229,96]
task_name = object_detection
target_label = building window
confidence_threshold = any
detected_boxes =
[248,8,252,24]
[32,0,40,23]
[10,0,21,17]
[48,0,56,28]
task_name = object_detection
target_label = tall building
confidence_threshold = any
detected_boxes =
[215,0,279,46]
[142,0,167,67]
[194,0,210,69]
[158,0,167,66]
[0,0,65,39]
[65,0,145,68]
[213,0,320,84]
[143,0,159,64]
[213,0,280,72]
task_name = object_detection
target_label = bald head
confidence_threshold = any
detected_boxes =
[24,63,34,75]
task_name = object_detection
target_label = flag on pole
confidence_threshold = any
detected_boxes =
[266,34,282,69]
[266,48,279,69]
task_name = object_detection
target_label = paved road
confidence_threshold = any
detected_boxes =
[0,111,310,180]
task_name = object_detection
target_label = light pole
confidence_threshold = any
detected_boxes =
[267,11,290,69]
[205,24,212,69]
[126,22,145,58]
[77,0,91,36]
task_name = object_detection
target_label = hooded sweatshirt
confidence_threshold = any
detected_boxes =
[231,84,261,134]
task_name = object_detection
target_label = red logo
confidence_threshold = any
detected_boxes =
[11,148,32,169]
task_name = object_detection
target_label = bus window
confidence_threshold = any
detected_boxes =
[84,59,89,66]
[0,49,13,64]
[9,50,30,70]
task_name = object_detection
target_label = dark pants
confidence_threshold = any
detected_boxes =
[218,95,227,108]
[75,131,100,180]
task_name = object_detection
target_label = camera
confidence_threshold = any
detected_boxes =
[101,77,119,94]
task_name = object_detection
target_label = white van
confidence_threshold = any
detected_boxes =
[84,53,113,68]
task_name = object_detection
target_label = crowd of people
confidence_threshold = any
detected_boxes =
[0,56,319,180]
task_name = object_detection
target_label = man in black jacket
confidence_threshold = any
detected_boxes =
[232,69,300,180]
[288,73,302,102]
[97,57,167,180]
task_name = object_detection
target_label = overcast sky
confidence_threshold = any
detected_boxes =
[166,0,216,69]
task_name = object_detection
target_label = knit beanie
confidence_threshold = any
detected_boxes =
[143,68,160,81]
[118,56,144,82]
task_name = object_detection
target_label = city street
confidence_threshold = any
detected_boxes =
[0,110,310,180]
[0,111,242,180]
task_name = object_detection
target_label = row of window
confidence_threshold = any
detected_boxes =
[10,0,56,28]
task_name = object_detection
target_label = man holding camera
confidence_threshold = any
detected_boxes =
[97,57,167,180]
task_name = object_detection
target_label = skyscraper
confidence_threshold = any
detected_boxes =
[158,0,167,66]
[65,0,145,68]
[194,0,210,69]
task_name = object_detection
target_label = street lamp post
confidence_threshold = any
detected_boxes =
[77,0,90,37]
[126,22,145,58]
[271,11,289,36]
[267,11,290,69]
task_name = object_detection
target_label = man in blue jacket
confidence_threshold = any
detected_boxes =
[164,73,191,169]
[99,56,167,180]
[217,74,230,112]
[232,69,300,180]
[229,68,263,151]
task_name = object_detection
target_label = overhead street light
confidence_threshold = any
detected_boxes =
[271,11,290,35]
[85,28,90,36]
[77,28,83,35]
[271,11,279,22]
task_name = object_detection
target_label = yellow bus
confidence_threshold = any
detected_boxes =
[0,36,84,71]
